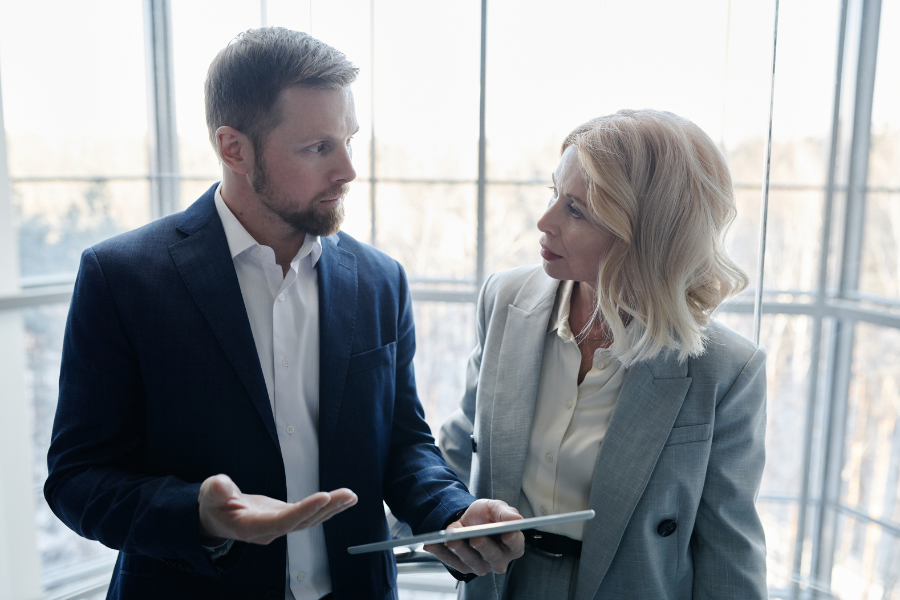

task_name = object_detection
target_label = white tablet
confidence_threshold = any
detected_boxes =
[347,509,595,555]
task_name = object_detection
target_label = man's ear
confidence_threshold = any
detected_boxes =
[216,126,254,175]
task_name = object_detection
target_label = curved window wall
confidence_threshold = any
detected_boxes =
[0,1,898,598]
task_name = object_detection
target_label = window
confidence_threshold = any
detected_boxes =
[0,1,897,598]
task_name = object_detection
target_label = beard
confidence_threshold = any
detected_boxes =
[250,157,347,237]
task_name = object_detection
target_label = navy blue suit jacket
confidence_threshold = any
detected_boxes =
[45,184,474,599]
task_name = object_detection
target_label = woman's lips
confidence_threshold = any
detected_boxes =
[540,247,562,261]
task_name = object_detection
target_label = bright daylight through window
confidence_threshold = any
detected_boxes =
[0,0,898,599]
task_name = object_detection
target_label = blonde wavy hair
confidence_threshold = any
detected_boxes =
[564,109,749,366]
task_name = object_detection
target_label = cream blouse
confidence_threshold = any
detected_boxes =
[517,280,627,540]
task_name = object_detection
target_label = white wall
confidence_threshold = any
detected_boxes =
[0,54,42,600]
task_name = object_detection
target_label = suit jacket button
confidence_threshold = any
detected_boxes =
[471,435,477,453]
[263,590,281,600]
[657,519,677,537]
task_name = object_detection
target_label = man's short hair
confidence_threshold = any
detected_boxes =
[205,27,358,157]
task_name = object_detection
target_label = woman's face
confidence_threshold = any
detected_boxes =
[537,146,615,286]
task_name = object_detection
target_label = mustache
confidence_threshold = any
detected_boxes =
[313,184,350,203]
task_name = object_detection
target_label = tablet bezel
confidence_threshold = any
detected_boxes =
[347,509,595,555]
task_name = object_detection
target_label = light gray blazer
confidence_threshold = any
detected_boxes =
[439,266,767,600]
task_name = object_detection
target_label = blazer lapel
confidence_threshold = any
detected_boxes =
[168,188,279,448]
[315,234,358,457]
[488,271,558,506]
[575,354,692,600]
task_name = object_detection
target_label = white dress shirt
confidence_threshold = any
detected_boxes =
[214,185,329,600]
[518,280,627,540]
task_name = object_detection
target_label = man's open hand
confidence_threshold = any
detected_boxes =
[198,474,357,545]
[423,499,525,576]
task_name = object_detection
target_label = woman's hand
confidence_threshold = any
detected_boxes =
[423,499,525,576]
[198,474,357,545]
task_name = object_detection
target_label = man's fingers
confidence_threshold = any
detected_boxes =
[291,490,358,531]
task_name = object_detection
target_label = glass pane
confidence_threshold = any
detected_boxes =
[485,0,778,182]
[171,0,262,179]
[372,1,480,180]
[868,0,900,191]
[15,181,151,279]
[757,500,800,592]
[861,0,900,301]
[831,323,900,598]
[374,183,475,282]
[485,183,544,278]
[339,182,373,245]
[860,191,900,299]
[0,0,148,178]
[831,515,900,600]
[25,304,118,572]
[412,301,475,437]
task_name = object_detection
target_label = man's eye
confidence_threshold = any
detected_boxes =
[310,143,327,153]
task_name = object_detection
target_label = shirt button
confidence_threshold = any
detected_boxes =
[540,506,548,516]
[282,357,291,367]
[286,425,295,434]
[277,294,285,302]
[566,400,573,409]
[597,361,607,369]
[545,453,553,463]
[296,571,306,581]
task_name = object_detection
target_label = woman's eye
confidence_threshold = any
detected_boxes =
[567,203,583,219]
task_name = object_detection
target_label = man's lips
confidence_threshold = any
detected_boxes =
[540,246,562,261]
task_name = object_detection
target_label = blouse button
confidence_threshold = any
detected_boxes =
[566,400,573,409]
[540,506,548,516]
[545,453,553,463]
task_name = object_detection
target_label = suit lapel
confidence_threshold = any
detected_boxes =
[168,188,279,448]
[575,354,692,600]
[489,271,558,506]
[315,235,358,457]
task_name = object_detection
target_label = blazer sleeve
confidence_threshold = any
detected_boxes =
[691,347,768,599]
[380,262,476,534]
[44,248,223,577]
[438,273,493,486]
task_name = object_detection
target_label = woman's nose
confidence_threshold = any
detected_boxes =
[537,201,559,234]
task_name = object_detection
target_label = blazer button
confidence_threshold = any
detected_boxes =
[263,590,281,600]
[471,435,478,453]
[657,519,677,537]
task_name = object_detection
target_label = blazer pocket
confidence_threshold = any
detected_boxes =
[664,423,711,446]
[347,341,396,375]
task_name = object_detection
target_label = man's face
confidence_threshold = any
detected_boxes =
[250,86,358,236]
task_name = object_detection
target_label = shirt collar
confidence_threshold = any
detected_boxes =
[214,183,322,267]
[548,280,577,343]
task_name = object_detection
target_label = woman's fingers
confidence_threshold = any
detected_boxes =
[422,542,476,574]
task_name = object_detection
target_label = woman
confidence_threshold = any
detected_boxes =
[437,110,767,599]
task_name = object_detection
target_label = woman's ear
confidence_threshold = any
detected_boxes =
[216,126,253,175]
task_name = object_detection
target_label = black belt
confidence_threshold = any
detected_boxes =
[523,529,582,558]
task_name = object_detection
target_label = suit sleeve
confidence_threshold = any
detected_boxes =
[44,248,225,577]
[380,263,476,534]
[691,347,768,599]
[437,274,492,486]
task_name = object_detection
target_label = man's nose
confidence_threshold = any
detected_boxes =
[331,147,356,184]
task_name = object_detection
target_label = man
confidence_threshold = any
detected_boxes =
[44,28,522,600]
